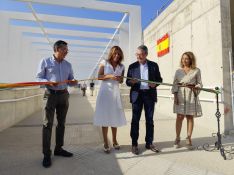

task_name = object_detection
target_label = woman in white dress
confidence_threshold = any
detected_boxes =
[93,46,126,153]
[171,51,202,149]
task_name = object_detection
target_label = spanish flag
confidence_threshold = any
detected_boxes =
[157,33,170,57]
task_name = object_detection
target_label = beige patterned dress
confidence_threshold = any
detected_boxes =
[171,68,203,117]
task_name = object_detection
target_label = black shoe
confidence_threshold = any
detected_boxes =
[54,148,73,157]
[145,144,160,153]
[42,155,51,168]
[131,146,139,155]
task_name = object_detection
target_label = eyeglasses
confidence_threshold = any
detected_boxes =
[135,53,145,56]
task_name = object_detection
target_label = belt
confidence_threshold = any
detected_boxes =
[47,89,68,94]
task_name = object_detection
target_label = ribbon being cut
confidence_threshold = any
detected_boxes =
[0,76,220,94]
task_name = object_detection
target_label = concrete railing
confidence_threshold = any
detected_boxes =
[0,87,44,131]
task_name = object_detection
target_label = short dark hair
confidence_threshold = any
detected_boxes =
[53,40,67,52]
[137,45,148,55]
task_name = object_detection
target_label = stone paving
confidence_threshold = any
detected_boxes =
[0,92,234,175]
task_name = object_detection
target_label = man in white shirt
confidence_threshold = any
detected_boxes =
[126,45,162,155]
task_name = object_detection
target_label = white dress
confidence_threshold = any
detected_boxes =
[93,60,127,127]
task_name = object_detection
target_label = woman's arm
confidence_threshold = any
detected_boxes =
[172,70,179,105]
[195,69,203,88]
[171,70,179,94]
[98,64,117,81]
[117,69,124,84]
[193,68,203,96]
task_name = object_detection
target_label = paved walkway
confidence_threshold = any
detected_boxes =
[0,92,234,175]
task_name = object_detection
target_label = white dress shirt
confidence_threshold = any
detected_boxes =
[140,62,149,89]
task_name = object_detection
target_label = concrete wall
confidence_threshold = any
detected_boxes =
[143,0,234,133]
[0,88,43,131]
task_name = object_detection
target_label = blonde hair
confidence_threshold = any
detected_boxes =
[107,46,124,65]
[180,51,196,69]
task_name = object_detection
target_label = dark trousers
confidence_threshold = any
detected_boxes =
[130,91,155,146]
[42,91,69,156]
[82,89,86,96]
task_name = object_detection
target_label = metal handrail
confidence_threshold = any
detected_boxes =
[0,94,43,103]
[157,95,223,103]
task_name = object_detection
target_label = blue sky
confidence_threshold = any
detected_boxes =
[100,0,173,29]
[0,0,173,45]
[0,0,173,79]
[0,0,173,30]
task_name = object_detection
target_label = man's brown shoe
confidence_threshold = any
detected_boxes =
[131,146,139,155]
[145,144,160,153]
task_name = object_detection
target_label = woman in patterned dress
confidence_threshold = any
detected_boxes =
[171,52,202,149]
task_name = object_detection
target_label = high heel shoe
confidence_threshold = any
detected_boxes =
[174,137,181,149]
[103,144,110,154]
[113,143,120,150]
[185,137,193,150]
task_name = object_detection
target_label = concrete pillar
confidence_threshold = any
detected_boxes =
[0,13,9,83]
[21,37,39,81]
[8,26,23,82]
[129,8,142,66]
[220,0,234,134]
[119,24,129,71]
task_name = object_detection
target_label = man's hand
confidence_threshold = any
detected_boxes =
[69,79,78,86]
[129,78,138,85]
[148,83,156,88]
[48,81,59,87]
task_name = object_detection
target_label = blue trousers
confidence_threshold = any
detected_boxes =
[130,91,155,146]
